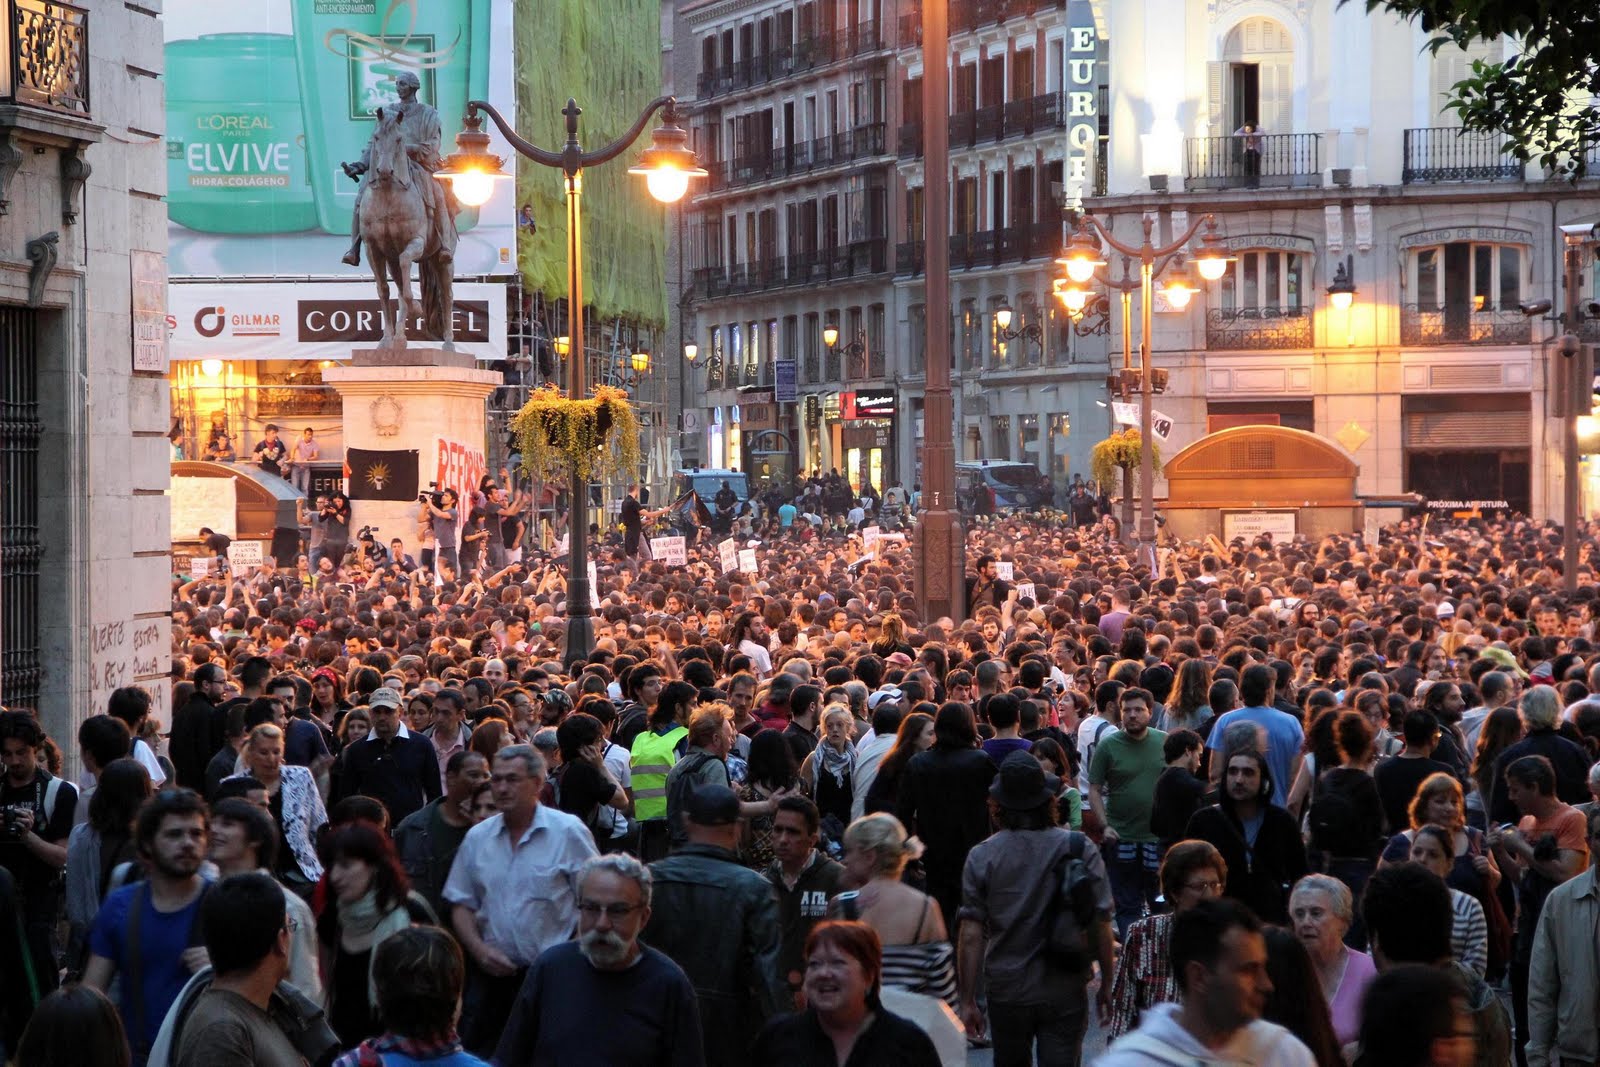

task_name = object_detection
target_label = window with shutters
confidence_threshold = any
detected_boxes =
[1432,40,1500,125]
[1210,17,1294,136]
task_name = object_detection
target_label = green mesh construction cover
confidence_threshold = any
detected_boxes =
[515,0,669,328]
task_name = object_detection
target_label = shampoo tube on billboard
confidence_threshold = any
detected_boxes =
[291,0,492,236]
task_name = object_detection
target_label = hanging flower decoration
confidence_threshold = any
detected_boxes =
[510,384,641,484]
[1090,428,1161,490]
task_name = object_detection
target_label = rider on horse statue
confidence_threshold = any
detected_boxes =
[341,70,459,268]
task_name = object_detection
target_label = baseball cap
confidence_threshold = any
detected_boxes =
[867,687,904,710]
[684,784,741,827]
[368,687,403,710]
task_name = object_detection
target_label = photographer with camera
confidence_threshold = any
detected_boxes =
[420,487,459,577]
[319,492,352,575]
[0,710,79,1014]
[358,526,388,567]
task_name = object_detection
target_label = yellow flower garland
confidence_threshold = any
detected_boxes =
[510,384,642,484]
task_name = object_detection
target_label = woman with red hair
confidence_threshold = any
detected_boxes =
[316,821,414,1047]
[751,921,942,1065]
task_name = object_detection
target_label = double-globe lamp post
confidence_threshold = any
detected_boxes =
[1056,213,1231,569]
[436,96,706,663]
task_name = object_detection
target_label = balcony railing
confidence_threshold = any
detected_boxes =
[690,238,889,299]
[895,222,1060,275]
[1184,133,1321,191]
[1402,127,1524,184]
[695,22,888,99]
[897,92,1062,157]
[803,349,821,382]
[898,0,1064,45]
[1206,307,1313,351]
[1400,303,1534,346]
[7,0,89,114]
[704,123,888,191]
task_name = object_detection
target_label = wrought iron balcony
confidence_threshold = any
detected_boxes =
[694,22,888,99]
[1400,303,1534,346]
[1183,133,1321,190]
[1402,127,1524,184]
[898,0,1065,45]
[703,123,888,192]
[897,93,1062,157]
[896,222,1060,276]
[1206,307,1313,351]
[690,239,889,301]
[6,0,89,114]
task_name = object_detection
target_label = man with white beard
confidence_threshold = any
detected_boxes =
[492,855,705,1066]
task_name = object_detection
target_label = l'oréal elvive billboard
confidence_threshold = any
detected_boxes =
[163,0,516,278]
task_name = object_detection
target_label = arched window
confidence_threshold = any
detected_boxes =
[1209,17,1294,136]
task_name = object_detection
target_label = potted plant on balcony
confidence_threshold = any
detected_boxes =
[1091,428,1161,532]
[510,384,642,485]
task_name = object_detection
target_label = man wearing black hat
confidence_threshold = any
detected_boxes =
[644,782,787,1067]
[958,751,1114,1067]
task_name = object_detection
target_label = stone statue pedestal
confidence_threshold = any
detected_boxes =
[322,347,503,549]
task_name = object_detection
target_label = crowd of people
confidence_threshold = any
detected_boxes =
[2,490,1599,1066]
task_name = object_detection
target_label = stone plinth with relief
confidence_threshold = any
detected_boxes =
[322,348,503,548]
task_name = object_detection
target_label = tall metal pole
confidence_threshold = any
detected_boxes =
[1563,241,1582,595]
[566,169,595,662]
[1138,253,1157,569]
[1118,288,1133,537]
[915,0,963,624]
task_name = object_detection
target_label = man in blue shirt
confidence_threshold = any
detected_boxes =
[777,500,797,528]
[1206,664,1304,810]
[85,789,212,1065]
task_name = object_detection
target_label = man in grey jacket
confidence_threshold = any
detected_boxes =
[394,750,488,917]
[1528,805,1600,1067]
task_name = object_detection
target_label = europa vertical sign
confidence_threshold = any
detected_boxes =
[1065,0,1099,204]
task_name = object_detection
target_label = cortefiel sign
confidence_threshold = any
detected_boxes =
[169,281,507,362]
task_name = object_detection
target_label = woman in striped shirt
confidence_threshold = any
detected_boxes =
[1409,823,1489,977]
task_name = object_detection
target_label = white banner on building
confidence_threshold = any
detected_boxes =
[169,282,509,363]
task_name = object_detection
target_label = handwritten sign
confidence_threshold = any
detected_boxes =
[1222,510,1297,544]
[738,548,759,575]
[189,559,212,581]
[862,526,881,556]
[996,562,1015,581]
[1111,401,1138,427]
[1017,582,1037,603]
[587,559,598,593]
[226,540,264,572]
[434,437,486,535]
[650,536,687,566]
[718,537,739,573]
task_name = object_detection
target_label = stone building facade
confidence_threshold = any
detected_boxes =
[0,0,172,757]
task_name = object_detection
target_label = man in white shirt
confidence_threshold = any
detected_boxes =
[444,745,598,1056]
[852,701,904,821]
[1076,682,1122,795]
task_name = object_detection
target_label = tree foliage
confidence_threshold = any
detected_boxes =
[1346,0,1600,175]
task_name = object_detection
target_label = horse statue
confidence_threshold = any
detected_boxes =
[356,106,455,349]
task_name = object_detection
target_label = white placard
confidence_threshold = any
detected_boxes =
[170,476,237,541]
[226,540,263,571]
[1362,512,1381,549]
[650,536,687,566]
[1150,410,1174,441]
[995,562,1014,581]
[737,548,759,575]
[862,526,881,556]
[718,537,739,573]
[587,560,598,592]
[1111,401,1138,427]
[189,559,211,581]
[1222,510,1298,545]
[1016,582,1037,603]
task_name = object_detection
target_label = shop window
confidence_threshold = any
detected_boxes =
[1215,250,1304,313]
[1048,413,1072,484]
[990,415,1012,459]
[1410,242,1524,311]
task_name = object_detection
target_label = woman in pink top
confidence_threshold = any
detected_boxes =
[1291,874,1377,1047]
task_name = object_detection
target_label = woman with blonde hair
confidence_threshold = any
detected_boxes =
[829,813,956,1007]
[223,722,327,892]
[799,704,859,828]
